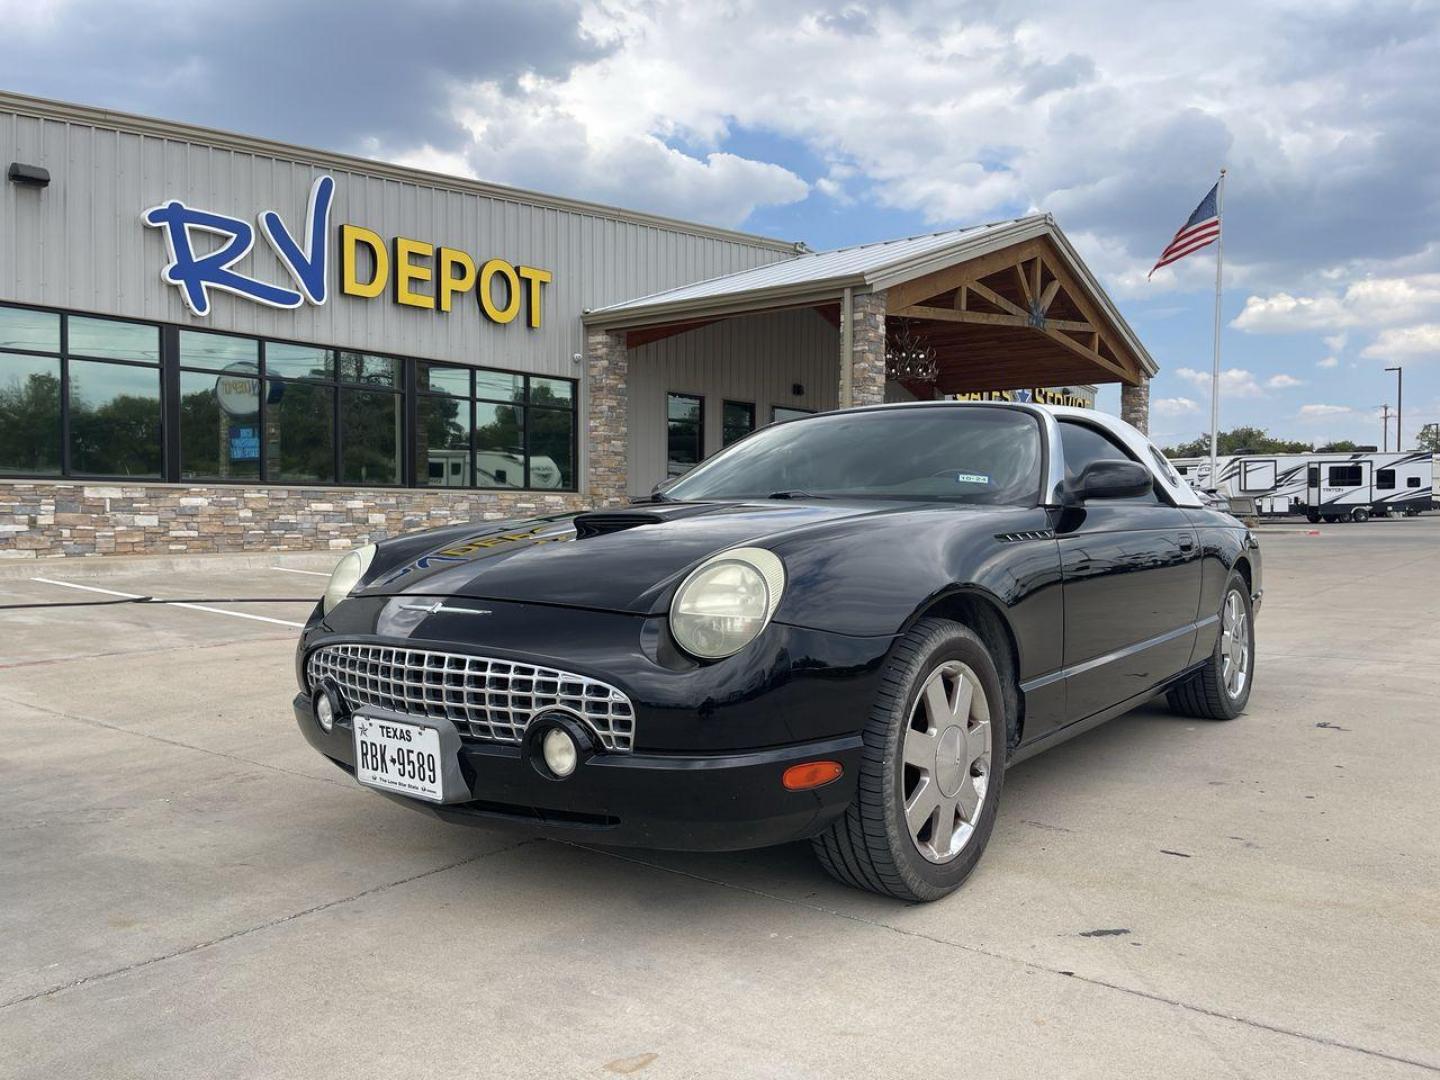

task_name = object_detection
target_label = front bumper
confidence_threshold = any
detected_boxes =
[295,692,864,851]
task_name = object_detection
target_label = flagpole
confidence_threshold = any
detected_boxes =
[1208,168,1227,483]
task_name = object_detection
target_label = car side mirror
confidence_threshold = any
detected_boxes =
[651,477,678,496]
[1074,460,1153,501]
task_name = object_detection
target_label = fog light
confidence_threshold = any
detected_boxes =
[542,727,578,778]
[315,690,336,733]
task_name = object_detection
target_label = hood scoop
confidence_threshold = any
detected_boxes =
[572,511,665,538]
[572,502,723,538]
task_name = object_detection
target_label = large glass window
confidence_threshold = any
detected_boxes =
[667,393,703,477]
[0,303,577,490]
[0,309,63,476]
[69,317,160,362]
[0,306,60,352]
[0,352,62,474]
[179,332,260,481]
[722,401,755,446]
[267,377,336,484]
[179,369,260,481]
[68,358,163,477]
[417,361,574,490]
[341,385,401,485]
[416,362,471,488]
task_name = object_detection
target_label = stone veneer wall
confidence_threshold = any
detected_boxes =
[1120,377,1151,435]
[586,328,630,507]
[848,290,888,407]
[0,481,589,560]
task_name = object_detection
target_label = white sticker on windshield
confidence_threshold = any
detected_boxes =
[956,472,990,484]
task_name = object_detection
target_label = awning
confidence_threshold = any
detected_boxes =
[585,214,1156,390]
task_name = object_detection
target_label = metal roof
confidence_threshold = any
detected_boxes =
[586,213,1157,376]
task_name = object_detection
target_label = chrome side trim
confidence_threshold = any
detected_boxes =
[1019,617,1214,694]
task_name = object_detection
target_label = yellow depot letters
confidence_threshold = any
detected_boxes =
[340,223,551,328]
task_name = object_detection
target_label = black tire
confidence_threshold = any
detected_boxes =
[1167,571,1254,720]
[1351,507,1370,523]
[811,618,1008,902]
[1306,512,1320,523]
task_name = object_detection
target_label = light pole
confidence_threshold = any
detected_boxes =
[1385,366,1403,449]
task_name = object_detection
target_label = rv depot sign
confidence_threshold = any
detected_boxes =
[142,175,552,327]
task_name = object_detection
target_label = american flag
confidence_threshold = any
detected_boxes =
[1149,183,1221,277]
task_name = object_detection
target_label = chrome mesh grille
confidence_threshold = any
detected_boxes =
[307,643,636,752]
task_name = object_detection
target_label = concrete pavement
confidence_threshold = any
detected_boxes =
[1,521,1437,1078]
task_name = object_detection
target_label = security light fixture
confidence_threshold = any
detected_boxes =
[8,163,50,187]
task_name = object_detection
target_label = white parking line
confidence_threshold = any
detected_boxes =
[271,566,331,577]
[30,577,306,628]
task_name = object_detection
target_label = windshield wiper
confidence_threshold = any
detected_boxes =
[767,490,830,500]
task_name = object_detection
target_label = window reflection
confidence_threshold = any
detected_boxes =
[68,359,163,477]
[179,370,260,480]
[0,353,62,474]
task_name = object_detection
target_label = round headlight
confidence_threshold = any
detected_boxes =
[670,547,785,659]
[323,543,377,615]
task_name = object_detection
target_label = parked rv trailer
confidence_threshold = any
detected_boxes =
[1170,452,1434,521]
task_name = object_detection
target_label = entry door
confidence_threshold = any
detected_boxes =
[1054,421,1203,723]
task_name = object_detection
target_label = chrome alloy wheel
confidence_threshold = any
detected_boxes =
[1221,589,1250,698]
[901,660,992,864]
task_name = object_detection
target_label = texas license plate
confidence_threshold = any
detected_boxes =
[353,715,445,803]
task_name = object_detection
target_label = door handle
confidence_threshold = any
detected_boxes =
[1178,535,1196,552]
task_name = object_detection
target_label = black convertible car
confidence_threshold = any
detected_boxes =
[296,402,1260,901]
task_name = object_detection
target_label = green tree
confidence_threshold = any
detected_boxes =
[1314,440,1361,453]
[1413,424,1438,452]
[0,368,62,473]
[1162,426,1310,458]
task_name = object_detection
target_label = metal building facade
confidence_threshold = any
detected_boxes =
[0,94,795,379]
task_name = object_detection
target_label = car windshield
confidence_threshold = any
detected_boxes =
[664,406,1043,505]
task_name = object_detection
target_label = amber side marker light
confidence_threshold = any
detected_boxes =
[782,761,844,791]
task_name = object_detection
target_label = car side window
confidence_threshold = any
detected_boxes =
[1058,420,1160,504]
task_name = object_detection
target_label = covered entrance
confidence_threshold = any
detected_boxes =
[583,214,1157,504]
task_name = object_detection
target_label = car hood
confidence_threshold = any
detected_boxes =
[356,500,966,615]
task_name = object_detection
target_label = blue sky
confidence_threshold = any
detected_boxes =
[3,0,1438,448]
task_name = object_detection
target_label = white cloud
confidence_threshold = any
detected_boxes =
[1152,396,1200,416]
[1175,366,1265,398]
[1299,404,1352,417]
[1360,323,1440,360]
[1317,355,1339,369]
[1266,374,1304,389]
[1231,275,1440,334]
[1323,333,1348,353]
[1232,292,1351,333]
[448,82,810,227]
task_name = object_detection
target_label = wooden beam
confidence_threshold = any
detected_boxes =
[884,238,1046,311]
[1015,262,1033,307]
[1044,317,1094,334]
[1042,326,1129,381]
[893,305,1030,328]
[1033,236,1142,383]
[954,285,967,311]
[1037,279,1061,314]
[966,279,1028,318]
